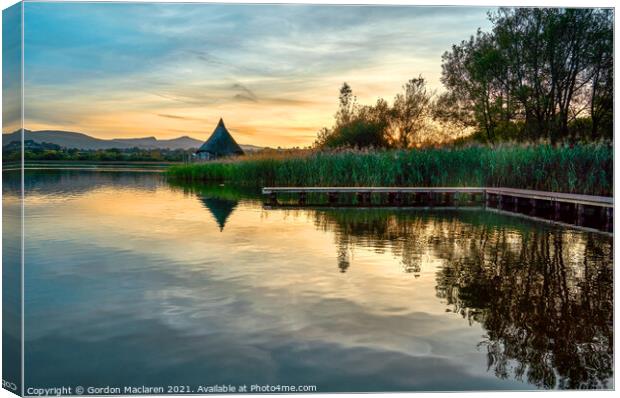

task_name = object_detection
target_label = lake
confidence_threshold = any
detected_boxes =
[3,170,613,391]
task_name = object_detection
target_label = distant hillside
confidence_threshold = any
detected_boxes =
[2,129,263,152]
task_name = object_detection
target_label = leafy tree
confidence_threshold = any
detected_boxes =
[391,76,434,148]
[440,8,613,142]
[335,82,356,127]
[587,9,613,139]
[440,31,508,142]
[315,84,392,149]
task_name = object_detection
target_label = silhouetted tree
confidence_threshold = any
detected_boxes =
[314,84,392,149]
[440,8,613,142]
[391,76,434,148]
[335,82,356,126]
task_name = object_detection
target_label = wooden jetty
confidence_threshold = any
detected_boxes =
[263,187,485,206]
[484,187,613,208]
[262,186,614,231]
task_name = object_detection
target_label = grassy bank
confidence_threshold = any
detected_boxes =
[167,143,613,196]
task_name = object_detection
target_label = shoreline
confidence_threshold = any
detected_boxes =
[4,167,167,173]
[2,160,179,173]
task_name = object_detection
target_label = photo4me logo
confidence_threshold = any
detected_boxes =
[2,379,18,392]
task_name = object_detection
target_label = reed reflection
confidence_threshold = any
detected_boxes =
[311,208,613,389]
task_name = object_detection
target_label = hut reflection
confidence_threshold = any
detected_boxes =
[198,196,238,231]
[166,181,260,232]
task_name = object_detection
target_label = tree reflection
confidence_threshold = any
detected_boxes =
[312,209,445,275]
[436,229,612,389]
[336,239,350,273]
[312,208,613,389]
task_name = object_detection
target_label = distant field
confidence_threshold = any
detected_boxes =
[2,160,181,171]
[167,143,613,196]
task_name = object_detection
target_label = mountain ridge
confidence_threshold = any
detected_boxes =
[2,129,263,152]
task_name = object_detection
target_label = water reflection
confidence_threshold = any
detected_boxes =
[2,170,22,392]
[435,230,613,389]
[310,208,613,389]
[198,197,238,231]
[16,171,613,391]
[168,180,261,231]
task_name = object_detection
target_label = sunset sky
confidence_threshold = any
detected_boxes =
[18,2,492,147]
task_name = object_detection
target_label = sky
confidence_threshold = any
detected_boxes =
[12,2,493,147]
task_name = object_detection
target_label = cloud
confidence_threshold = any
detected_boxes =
[233,94,258,103]
[261,98,319,107]
[157,113,190,120]
[157,114,208,121]
[21,2,493,146]
[231,83,256,97]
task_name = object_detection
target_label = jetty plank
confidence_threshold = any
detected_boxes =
[485,187,613,208]
[262,187,485,194]
[263,186,613,208]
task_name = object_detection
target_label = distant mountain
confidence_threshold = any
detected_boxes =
[2,129,263,152]
[238,143,265,152]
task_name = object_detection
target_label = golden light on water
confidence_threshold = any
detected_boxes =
[9,169,612,389]
[22,183,458,319]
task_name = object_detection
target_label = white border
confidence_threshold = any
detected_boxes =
[0,2,617,398]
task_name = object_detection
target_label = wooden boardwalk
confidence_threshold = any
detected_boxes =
[262,186,613,230]
[263,187,485,194]
[485,187,613,208]
[263,186,611,206]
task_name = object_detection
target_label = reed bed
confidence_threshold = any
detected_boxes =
[167,143,613,196]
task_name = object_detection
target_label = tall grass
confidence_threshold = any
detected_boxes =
[167,143,613,196]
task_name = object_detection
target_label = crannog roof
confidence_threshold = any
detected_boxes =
[197,118,244,156]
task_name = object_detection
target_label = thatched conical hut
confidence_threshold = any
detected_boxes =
[195,118,244,160]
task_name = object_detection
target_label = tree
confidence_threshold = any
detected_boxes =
[315,84,392,149]
[335,82,356,127]
[587,9,613,139]
[440,8,613,142]
[440,30,510,143]
[391,76,434,148]
[491,8,598,140]
[432,91,476,140]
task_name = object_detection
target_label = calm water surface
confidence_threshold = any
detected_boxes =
[6,170,613,391]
